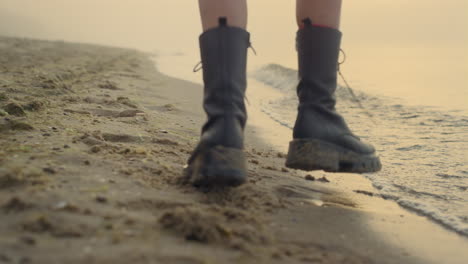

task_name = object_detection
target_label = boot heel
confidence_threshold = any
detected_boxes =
[285,139,382,173]
[286,139,340,171]
[184,145,247,187]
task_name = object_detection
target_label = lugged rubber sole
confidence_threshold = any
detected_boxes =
[285,139,382,173]
[184,145,247,188]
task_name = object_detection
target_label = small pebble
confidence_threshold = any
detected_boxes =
[90,146,101,153]
[19,257,31,264]
[42,167,56,174]
[20,236,36,246]
[305,175,315,181]
[124,218,135,226]
[317,176,330,183]
[83,208,92,215]
[95,196,107,203]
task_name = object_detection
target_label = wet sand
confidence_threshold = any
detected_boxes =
[0,36,467,264]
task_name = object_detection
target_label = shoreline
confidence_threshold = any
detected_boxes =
[157,42,468,261]
[1,35,467,264]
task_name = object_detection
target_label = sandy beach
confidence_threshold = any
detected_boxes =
[0,36,467,264]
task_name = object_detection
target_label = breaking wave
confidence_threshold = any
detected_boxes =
[252,63,468,236]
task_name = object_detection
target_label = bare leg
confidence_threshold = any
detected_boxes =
[296,0,342,29]
[198,0,248,31]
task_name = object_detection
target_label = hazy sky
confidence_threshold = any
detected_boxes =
[1,0,467,111]
[1,0,466,49]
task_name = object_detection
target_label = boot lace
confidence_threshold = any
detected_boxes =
[192,42,257,73]
[338,49,376,123]
[192,42,257,105]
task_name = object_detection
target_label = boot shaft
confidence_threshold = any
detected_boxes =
[199,18,250,125]
[296,20,342,108]
[198,18,250,149]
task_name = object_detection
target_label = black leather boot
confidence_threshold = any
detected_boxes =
[286,19,381,173]
[185,18,249,187]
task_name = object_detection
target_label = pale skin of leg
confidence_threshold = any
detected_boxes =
[296,0,342,29]
[198,0,342,31]
[198,0,248,30]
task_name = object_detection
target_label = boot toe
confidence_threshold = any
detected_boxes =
[340,134,376,155]
[184,145,247,188]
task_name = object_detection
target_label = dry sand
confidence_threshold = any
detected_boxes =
[0,36,467,264]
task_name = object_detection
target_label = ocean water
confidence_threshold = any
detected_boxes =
[253,64,468,236]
